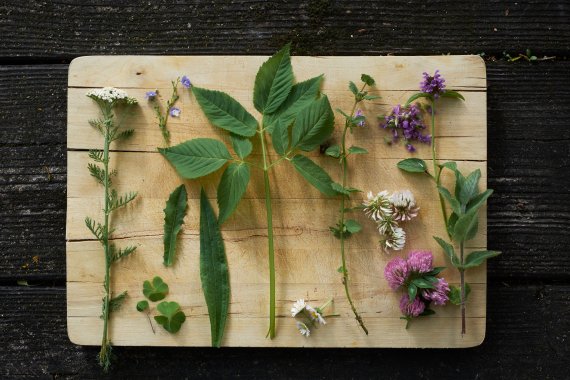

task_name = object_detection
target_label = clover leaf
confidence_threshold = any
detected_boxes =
[154,301,186,333]
[143,276,169,302]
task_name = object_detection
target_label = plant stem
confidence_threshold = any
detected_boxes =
[459,242,466,335]
[430,100,450,237]
[259,126,276,339]
[338,85,368,335]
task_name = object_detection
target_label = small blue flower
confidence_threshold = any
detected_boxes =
[169,107,181,117]
[145,90,158,100]
[181,76,192,89]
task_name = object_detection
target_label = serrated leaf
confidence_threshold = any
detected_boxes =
[200,189,230,347]
[459,169,481,206]
[136,300,149,312]
[290,96,334,152]
[230,133,253,159]
[453,210,479,243]
[344,219,362,233]
[397,158,428,173]
[163,184,188,267]
[438,186,462,216]
[449,284,471,305]
[217,163,250,224]
[271,118,289,156]
[290,155,336,196]
[143,276,169,302]
[405,92,433,106]
[192,87,257,137]
[325,145,340,158]
[253,44,293,114]
[154,301,186,333]
[462,250,501,269]
[440,90,465,101]
[433,236,461,267]
[348,146,368,154]
[159,138,231,179]
[408,284,417,301]
[348,81,359,95]
[361,73,375,86]
[466,189,493,214]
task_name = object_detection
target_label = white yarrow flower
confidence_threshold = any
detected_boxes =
[291,299,307,317]
[391,190,419,221]
[296,321,311,337]
[86,87,137,105]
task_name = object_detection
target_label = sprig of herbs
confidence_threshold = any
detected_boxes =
[160,44,336,338]
[326,74,379,335]
[149,78,181,145]
[84,87,139,371]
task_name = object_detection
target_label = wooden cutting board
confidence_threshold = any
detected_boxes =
[66,55,487,348]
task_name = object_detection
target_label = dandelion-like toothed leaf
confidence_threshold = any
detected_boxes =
[397,158,428,173]
[271,118,290,156]
[433,236,461,267]
[163,184,188,267]
[159,138,232,179]
[458,169,481,206]
[143,276,169,302]
[405,92,433,106]
[290,155,336,196]
[452,209,479,243]
[348,146,368,154]
[108,291,128,312]
[361,74,376,86]
[154,301,186,334]
[265,75,323,133]
[462,250,501,269]
[253,43,294,114]
[290,96,334,152]
[217,163,250,224]
[440,90,465,101]
[192,87,258,137]
[449,284,471,305]
[437,186,462,215]
[200,189,230,347]
[230,133,253,159]
[325,145,340,158]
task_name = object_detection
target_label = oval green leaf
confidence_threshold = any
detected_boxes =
[217,163,250,224]
[159,138,231,179]
[230,133,253,159]
[462,250,501,269]
[290,155,336,196]
[397,158,428,173]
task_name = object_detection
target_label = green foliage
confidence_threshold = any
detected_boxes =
[397,158,428,173]
[217,163,250,224]
[143,276,169,302]
[230,133,253,159]
[136,300,149,312]
[253,43,294,114]
[108,291,128,313]
[199,189,231,347]
[405,92,434,106]
[290,95,334,152]
[449,283,471,305]
[463,250,501,269]
[440,90,465,101]
[163,184,188,267]
[154,301,186,333]
[360,74,375,86]
[110,244,137,262]
[271,118,289,156]
[291,155,336,196]
[348,146,368,154]
[344,219,362,233]
[150,78,180,144]
[325,145,340,158]
[159,138,231,179]
[433,236,461,267]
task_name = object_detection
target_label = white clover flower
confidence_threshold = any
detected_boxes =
[291,299,307,317]
[381,226,406,252]
[296,321,311,337]
[363,190,392,221]
[391,190,419,221]
[377,214,398,235]
[305,305,327,325]
[86,87,137,105]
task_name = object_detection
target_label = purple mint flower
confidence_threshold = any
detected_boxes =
[381,103,431,151]
[399,294,426,317]
[145,90,158,100]
[419,70,446,98]
[384,257,410,290]
[407,250,433,273]
[406,144,416,152]
[181,75,192,88]
[169,107,181,117]
[355,109,365,127]
[422,278,450,306]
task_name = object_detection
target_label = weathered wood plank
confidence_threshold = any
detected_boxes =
[1,284,567,378]
[1,1,568,59]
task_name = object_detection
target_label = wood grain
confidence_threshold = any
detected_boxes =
[66,55,487,347]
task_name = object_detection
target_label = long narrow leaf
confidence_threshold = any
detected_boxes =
[163,184,188,266]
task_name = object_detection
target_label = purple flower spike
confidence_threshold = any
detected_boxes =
[419,70,446,98]
[381,103,430,151]
[169,107,181,117]
[145,90,158,100]
[384,257,410,290]
[422,278,450,306]
[407,250,433,273]
[399,294,426,317]
[181,76,192,88]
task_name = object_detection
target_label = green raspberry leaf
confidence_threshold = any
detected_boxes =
[253,44,294,114]
[159,138,231,179]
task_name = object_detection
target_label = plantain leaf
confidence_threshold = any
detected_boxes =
[159,138,231,179]
[290,96,334,152]
[217,163,250,224]
[462,250,501,269]
[154,301,186,333]
[143,276,169,302]
[200,189,230,347]
[290,155,336,196]
[271,118,290,156]
[253,44,293,114]
[397,158,428,173]
[230,133,253,159]
[192,87,257,137]
[163,184,188,267]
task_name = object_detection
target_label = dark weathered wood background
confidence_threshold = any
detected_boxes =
[1,1,568,378]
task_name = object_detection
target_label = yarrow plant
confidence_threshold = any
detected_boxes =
[384,251,449,328]
[363,189,419,252]
[391,70,501,334]
[325,74,379,335]
[291,298,333,338]
[84,87,139,371]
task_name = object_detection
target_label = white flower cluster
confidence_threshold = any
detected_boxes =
[291,298,330,338]
[86,87,137,105]
[363,190,419,252]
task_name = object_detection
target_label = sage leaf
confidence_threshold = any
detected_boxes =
[348,146,368,154]
[154,301,186,333]
[405,92,433,106]
[290,95,334,152]
[159,138,231,179]
[253,43,293,114]
[397,158,428,173]
[462,250,501,269]
[230,133,252,159]
[449,283,471,305]
[325,145,340,158]
[290,155,336,196]
[453,210,479,243]
[136,300,149,312]
[361,73,375,86]
[466,189,493,214]
[192,87,257,137]
[217,163,250,224]
[344,219,362,233]
[440,90,465,101]
[163,184,188,267]
[200,189,230,347]
[143,276,169,302]
[271,118,289,156]
[433,236,461,267]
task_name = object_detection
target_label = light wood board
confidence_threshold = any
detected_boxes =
[67,55,487,348]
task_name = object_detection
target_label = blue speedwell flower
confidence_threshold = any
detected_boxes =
[169,107,181,117]
[145,90,158,100]
[181,76,192,89]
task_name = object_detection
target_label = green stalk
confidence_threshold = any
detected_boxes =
[430,99,449,234]
[338,84,368,334]
[259,126,276,339]
[459,242,466,335]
